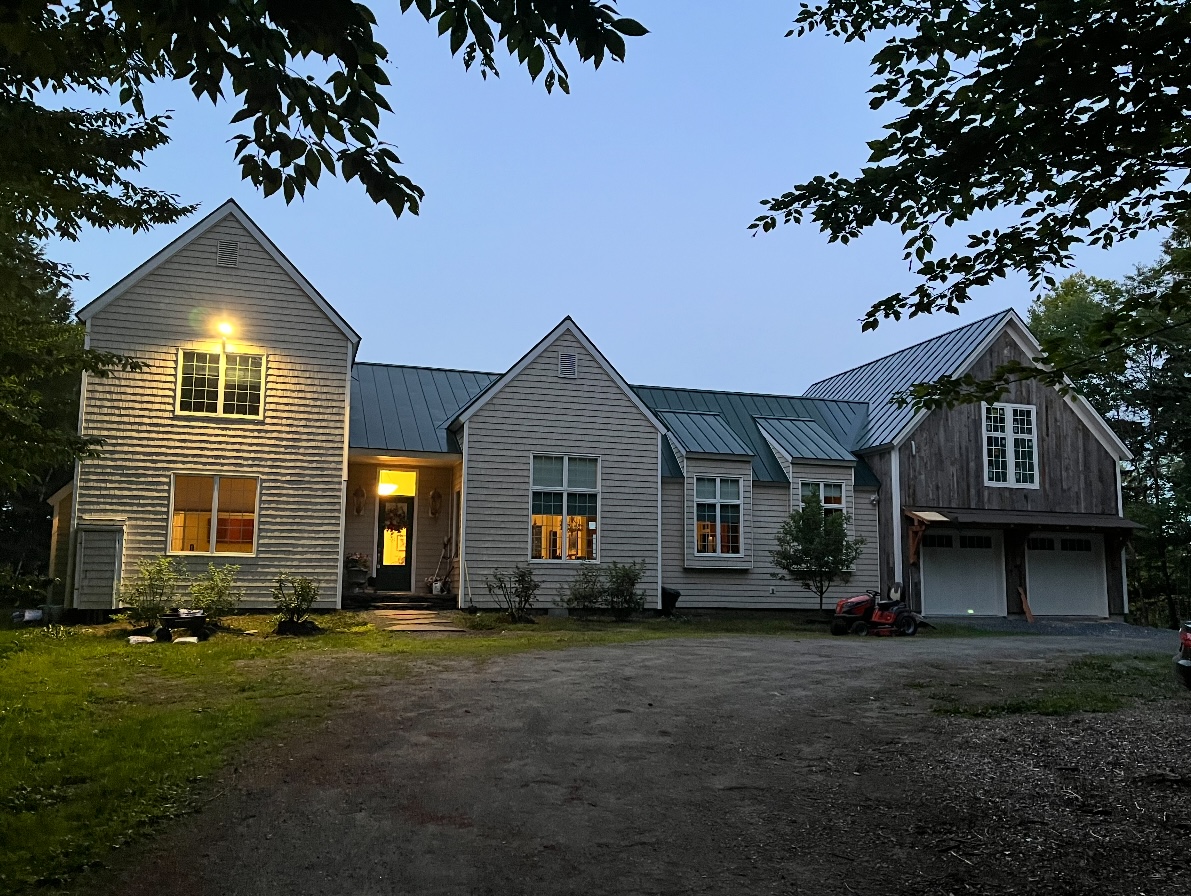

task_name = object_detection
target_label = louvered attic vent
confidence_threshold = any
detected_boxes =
[216,241,239,267]
[558,352,578,378]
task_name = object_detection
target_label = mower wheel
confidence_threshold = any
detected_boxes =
[849,621,869,636]
[830,621,849,636]
[897,615,919,637]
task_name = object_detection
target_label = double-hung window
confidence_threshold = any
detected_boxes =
[695,477,742,555]
[984,403,1037,487]
[799,481,846,517]
[530,455,598,561]
[170,474,259,554]
[178,350,265,418]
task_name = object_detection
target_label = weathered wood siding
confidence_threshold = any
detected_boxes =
[75,213,352,607]
[681,458,753,569]
[660,480,880,608]
[900,331,1119,513]
[461,330,660,607]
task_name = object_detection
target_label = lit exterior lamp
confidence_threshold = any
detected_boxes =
[217,320,234,351]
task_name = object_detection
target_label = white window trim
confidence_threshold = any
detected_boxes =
[796,480,848,516]
[981,401,1040,490]
[527,454,601,563]
[167,472,261,557]
[174,347,267,420]
[694,476,744,557]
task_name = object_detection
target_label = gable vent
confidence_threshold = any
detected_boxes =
[558,352,578,378]
[216,240,239,267]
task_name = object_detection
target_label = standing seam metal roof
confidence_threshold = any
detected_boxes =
[754,417,855,463]
[803,310,1010,449]
[657,411,754,457]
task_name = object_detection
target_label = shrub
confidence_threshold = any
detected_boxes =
[559,565,606,610]
[119,556,185,626]
[189,564,243,624]
[485,565,541,622]
[605,561,646,620]
[271,574,319,623]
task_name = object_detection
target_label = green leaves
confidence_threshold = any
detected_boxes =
[770,494,865,610]
[756,0,1191,356]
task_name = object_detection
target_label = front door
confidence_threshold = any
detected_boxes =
[376,496,414,591]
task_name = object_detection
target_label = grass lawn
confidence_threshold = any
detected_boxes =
[0,608,830,892]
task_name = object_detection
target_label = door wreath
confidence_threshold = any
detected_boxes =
[384,504,409,533]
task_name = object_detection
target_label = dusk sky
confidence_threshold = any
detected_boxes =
[54,2,1165,393]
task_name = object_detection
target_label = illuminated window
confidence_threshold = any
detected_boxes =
[171,474,258,554]
[530,455,598,561]
[799,480,846,517]
[695,477,742,555]
[984,403,1037,487]
[177,350,265,418]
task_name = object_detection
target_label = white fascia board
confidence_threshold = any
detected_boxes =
[888,310,1132,461]
[453,317,667,434]
[76,199,361,352]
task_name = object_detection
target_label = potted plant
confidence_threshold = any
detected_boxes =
[344,553,370,592]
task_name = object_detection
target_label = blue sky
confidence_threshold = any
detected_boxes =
[54,2,1165,392]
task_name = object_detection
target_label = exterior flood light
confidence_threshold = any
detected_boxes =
[217,322,234,336]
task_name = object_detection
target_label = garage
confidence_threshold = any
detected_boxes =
[920,528,1005,616]
[1025,532,1108,617]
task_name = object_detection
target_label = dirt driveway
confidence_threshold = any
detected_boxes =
[104,634,1186,896]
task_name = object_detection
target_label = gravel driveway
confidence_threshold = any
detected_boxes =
[100,633,1186,896]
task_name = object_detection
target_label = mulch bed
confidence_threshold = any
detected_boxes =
[881,703,1191,896]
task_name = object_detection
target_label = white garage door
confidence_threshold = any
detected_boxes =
[920,529,1005,616]
[1026,533,1108,617]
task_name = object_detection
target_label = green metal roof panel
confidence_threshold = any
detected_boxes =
[804,310,1010,449]
[755,417,855,463]
[634,385,869,482]
[658,411,754,457]
[351,363,498,453]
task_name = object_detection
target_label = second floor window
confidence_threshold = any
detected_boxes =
[985,403,1037,487]
[799,480,845,516]
[178,350,265,417]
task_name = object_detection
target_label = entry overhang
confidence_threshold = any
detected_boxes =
[904,507,1144,530]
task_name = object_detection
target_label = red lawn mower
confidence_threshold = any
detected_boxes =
[831,584,919,637]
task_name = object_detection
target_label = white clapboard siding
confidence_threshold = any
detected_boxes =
[462,331,661,607]
[75,214,351,607]
[661,480,880,609]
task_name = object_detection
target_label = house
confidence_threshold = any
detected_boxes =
[48,200,1137,619]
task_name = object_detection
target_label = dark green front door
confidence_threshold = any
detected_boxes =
[376,497,414,591]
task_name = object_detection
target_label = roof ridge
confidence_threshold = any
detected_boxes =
[354,361,500,376]
[806,308,1012,390]
[632,383,869,407]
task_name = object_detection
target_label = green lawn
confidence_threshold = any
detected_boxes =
[0,609,829,892]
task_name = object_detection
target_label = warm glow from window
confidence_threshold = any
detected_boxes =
[217,321,234,336]
[378,469,416,497]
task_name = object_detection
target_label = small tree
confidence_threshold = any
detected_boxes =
[189,564,243,625]
[485,566,541,622]
[119,556,185,626]
[771,493,865,612]
[604,561,646,620]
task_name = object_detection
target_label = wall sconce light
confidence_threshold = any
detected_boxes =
[352,486,366,516]
[428,489,443,519]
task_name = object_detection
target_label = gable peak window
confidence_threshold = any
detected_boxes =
[178,349,265,418]
[984,402,1037,488]
[695,476,742,555]
[530,455,598,561]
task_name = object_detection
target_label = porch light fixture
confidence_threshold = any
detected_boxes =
[352,486,367,515]
[217,321,234,337]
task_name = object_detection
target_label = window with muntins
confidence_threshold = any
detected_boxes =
[695,477,742,555]
[799,480,846,516]
[170,474,258,554]
[530,455,598,560]
[178,350,265,418]
[984,403,1037,487]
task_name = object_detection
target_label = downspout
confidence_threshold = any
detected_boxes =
[891,447,903,587]
[1116,460,1128,616]
[460,420,470,609]
[656,432,663,610]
